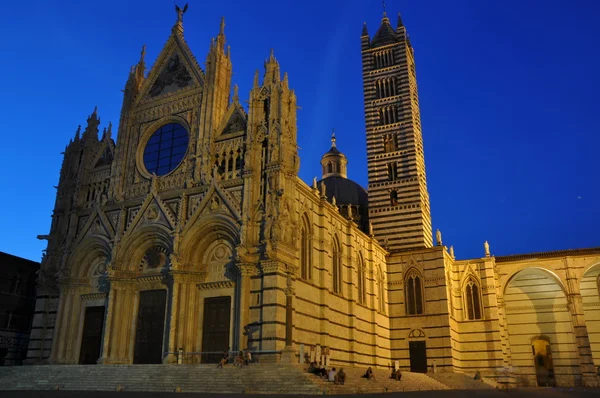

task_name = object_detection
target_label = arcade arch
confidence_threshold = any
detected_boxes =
[503,267,578,386]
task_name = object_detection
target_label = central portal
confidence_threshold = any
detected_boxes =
[133,290,167,364]
[201,296,231,363]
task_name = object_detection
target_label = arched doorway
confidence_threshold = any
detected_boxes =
[408,329,427,373]
[503,268,576,386]
[531,337,556,387]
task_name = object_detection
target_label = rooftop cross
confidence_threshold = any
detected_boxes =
[331,129,336,147]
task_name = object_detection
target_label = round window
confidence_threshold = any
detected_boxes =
[143,123,189,176]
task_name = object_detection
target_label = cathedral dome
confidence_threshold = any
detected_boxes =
[317,133,369,232]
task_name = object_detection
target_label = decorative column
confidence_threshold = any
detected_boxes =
[280,273,296,363]
[237,263,254,351]
[565,259,598,387]
[99,276,136,364]
[166,267,206,363]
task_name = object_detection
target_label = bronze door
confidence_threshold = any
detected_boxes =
[133,290,167,364]
[78,306,105,364]
[409,341,427,373]
[201,296,231,363]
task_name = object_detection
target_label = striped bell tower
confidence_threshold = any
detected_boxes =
[361,11,433,252]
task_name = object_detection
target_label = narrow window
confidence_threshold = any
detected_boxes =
[405,271,424,315]
[301,226,309,280]
[465,278,482,320]
[358,256,366,304]
[390,190,398,206]
[387,163,398,181]
[332,240,342,294]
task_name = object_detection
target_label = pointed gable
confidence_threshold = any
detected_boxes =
[137,31,204,104]
[216,102,247,139]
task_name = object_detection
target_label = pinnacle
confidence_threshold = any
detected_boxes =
[362,22,369,37]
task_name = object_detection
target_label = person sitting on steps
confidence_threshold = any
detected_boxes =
[363,367,376,381]
[216,349,229,368]
[335,368,346,385]
[234,351,244,367]
[318,362,327,378]
[328,367,337,382]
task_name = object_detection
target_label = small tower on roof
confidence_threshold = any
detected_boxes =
[320,129,348,179]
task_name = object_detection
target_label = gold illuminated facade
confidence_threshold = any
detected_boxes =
[26,8,600,388]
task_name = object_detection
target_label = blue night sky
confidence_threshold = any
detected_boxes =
[0,0,598,262]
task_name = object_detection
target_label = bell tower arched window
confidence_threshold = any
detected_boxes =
[405,269,423,315]
[464,277,482,320]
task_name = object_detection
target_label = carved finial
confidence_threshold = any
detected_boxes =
[331,129,336,147]
[92,106,98,117]
[270,48,275,61]
[102,127,107,140]
[436,229,442,246]
[106,122,113,138]
[382,0,388,19]
[484,241,490,257]
[369,222,374,237]
[312,176,318,190]
[283,72,289,88]
[220,16,225,35]
[233,84,239,102]
[332,195,337,207]
[253,70,260,89]
[140,44,146,63]
[74,125,81,141]
[320,181,326,197]
[362,22,369,37]
[449,245,455,259]
[397,12,404,28]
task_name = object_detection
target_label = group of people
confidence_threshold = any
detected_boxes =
[307,364,403,384]
[307,362,347,385]
[216,349,253,368]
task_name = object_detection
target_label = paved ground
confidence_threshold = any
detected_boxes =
[0,388,599,398]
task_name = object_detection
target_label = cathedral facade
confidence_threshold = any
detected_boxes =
[27,8,600,388]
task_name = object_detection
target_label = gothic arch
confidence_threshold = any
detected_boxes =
[68,236,112,279]
[179,213,240,271]
[116,224,173,272]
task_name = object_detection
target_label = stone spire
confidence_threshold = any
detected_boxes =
[83,106,100,142]
[362,22,369,37]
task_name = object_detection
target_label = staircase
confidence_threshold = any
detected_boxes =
[301,366,449,394]
[0,363,322,394]
[427,372,496,390]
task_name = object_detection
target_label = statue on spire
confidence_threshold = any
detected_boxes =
[331,129,336,147]
[175,3,188,24]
